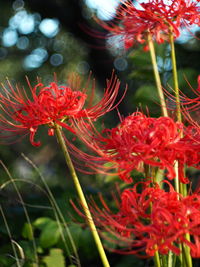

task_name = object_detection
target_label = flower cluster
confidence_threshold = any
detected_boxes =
[90,182,200,257]
[70,112,200,184]
[97,0,200,49]
[0,0,200,264]
[0,73,122,146]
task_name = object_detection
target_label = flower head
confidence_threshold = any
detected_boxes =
[88,182,200,257]
[0,73,123,146]
[70,112,194,183]
[97,0,200,49]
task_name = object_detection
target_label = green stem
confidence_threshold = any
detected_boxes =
[0,205,22,267]
[147,33,168,117]
[54,124,110,267]
[174,161,180,194]
[182,238,193,267]
[168,250,173,267]
[21,153,81,267]
[169,31,186,196]
[0,161,39,265]
[154,250,161,267]
[169,30,188,196]
[169,30,192,267]
[169,31,182,123]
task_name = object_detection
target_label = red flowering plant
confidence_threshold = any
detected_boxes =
[0,73,122,146]
[68,110,200,186]
[95,0,200,118]
[1,1,200,267]
[97,0,200,50]
[67,97,200,265]
[86,181,200,258]
[0,73,125,267]
[63,1,200,266]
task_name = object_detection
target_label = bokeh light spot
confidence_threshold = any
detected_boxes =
[50,53,63,66]
[23,48,48,70]
[17,36,29,50]
[39,18,59,38]
[9,11,35,35]
[85,0,120,20]
[2,28,18,47]
[114,57,128,71]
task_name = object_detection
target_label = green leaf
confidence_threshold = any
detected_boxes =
[39,221,60,248]
[22,223,34,240]
[33,217,53,231]
[42,248,65,267]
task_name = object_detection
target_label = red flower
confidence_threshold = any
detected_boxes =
[70,112,193,183]
[88,182,200,257]
[97,0,200,49]
[0,73,123,146]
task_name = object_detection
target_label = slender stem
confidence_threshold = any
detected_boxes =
[169,30,193,267]
[54,124,110,267]
[168,250,173,267]
[147,33,168,117]
[0,205,21,267]
[154,250,161,267]
[169,31,182,123]
[169,31,188,197]
[21,153,81,267]
[0,161,39,265]
[174,161,180,194]
[182,238,193,267]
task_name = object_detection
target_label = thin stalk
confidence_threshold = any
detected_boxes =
[182,238,193,267]
[21,153,81,267]
[169,31,186,196]
[55,124,110,267]
[168,250,173,267]
[169,30,188,194]
[160,254,168,267]
[174,161,180,194]
[154,250,161,267]
[147,33,168,117]
[0,205,21,267]
[169,30,192,267]
[0,161,39,266]
[1,177,80,267]
[169,31,182,123]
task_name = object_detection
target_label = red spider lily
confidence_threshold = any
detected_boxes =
[69,112,196,183]
[87,182,200,257]
[96,0,200,49]
[0,73,124,146]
